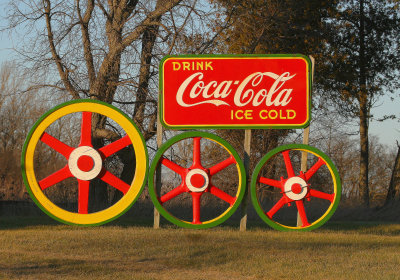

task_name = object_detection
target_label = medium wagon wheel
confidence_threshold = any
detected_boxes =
[250,144,341,231]
[21,100,148,226]
[148,131,246,229]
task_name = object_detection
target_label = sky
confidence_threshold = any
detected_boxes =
[369,95,400,147]
[0,8,399,148]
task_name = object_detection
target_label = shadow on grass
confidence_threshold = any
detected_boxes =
[0,215,156,230]
[2,215,400,236]
[0,215,60,229]
[319,221,400,235]
[2,200,400,236]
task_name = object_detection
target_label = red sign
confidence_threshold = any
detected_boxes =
[160,55,311,129]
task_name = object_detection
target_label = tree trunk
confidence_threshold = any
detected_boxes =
[109,1,163,206]
[111,145,137,205]
[385,144,400,205]
[358,97,369,207]
[89,114,109,212]
[132,7,162,140]
[358,0,369,207]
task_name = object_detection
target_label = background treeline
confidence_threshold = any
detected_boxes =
[1,0,399,212]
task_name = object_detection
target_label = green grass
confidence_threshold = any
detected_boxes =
[1,217,400,279]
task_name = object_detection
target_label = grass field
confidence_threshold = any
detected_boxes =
[0,217,400,280]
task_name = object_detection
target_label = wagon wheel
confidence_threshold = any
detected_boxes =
[250,144,341,231]
[148,131,246,229]
[21,100,148,226]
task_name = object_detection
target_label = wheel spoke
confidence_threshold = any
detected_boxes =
[208,155,236,176]
[266,196,286,219]
[100,169,130,194]
[79,111,92,146]
[160,184,186,204]
[295,200,310,227]
[282,150,295,177]
[40,132,74,159]
[209,185,236,205]
[192,137,201,167]
[259,177,282,188]
[99,135,131,158]
[305,158,326,181]
[309,189,334,202]
[191,192,202,224]
[39,165,73,190]
[161,157,185,175]
[78,179,90,214]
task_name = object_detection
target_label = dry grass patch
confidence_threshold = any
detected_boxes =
[0,220,399,279]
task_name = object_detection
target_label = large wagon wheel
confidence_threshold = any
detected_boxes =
[148,131,246,229]
[21,100,148,226]
[251,144,341,231]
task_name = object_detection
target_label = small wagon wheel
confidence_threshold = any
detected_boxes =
[21,100,148,226]
[250,144,341,231]
[148,131,246,229]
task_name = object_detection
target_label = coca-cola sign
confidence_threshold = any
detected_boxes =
[160,55,311,129]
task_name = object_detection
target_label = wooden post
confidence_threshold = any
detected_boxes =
[297,56,314,227]
[153,115,163,229]
[301,127,310,170]
[297,126,310,226]
[240,129,252,231]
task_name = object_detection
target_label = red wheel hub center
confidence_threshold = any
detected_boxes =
[77,155,94,172]
[291,183,303,194]
[190,173,206,189]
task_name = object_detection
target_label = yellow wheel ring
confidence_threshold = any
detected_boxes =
[22,100,148,226]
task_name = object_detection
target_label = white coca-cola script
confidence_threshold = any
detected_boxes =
[176,72,296,108]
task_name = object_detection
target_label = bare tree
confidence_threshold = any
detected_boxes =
[4,0,219,209]
[308,112,396,207]
[0,62,50,200]
[385,143,400,206]
[319,0,400,207]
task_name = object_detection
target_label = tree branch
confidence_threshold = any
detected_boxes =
[121,0,182,50]
[44,0,79,99]
[77,0,96,88]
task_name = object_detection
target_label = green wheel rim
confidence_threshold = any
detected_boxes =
[250,144,341,231]
[148,131,246,229]
[21,99,148,226]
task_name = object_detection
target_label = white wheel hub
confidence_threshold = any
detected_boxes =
[68,146,103,180]
[186,169,209,192]
[284,176,308,201]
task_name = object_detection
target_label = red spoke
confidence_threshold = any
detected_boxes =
[99,135,131,158]
[208,155,236,176]
[192,137,201,167]
[161,157,185,175]
[309,189,334,202]
[78,179,90,214]
[160,184,186,204]
[39,165,73,190]
[209,185,236,205]
[266,196,286,219]
[296,200,310,227]
[191,192,202,224]
[259,177,282,188]
[79,111,92,147]
[40,132,74,159]
[282,150,295,177]
[100,169,130,194]
[305,158,326,181]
